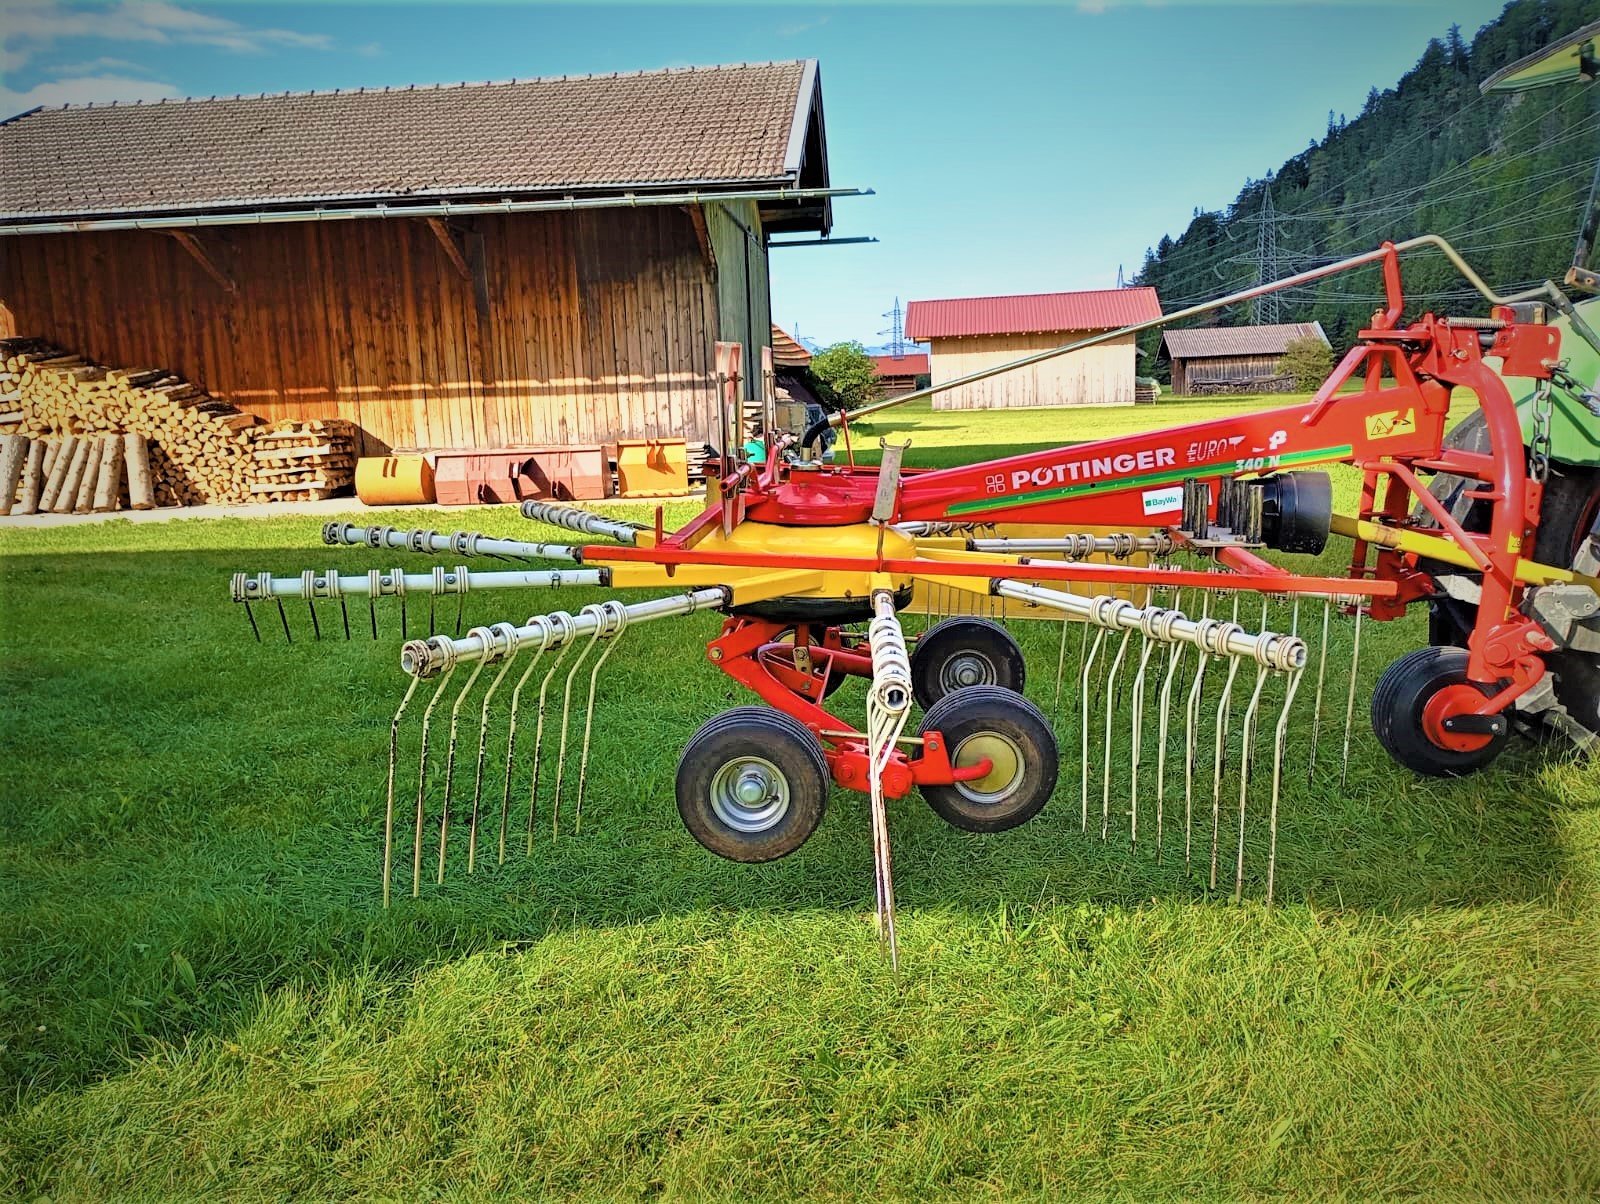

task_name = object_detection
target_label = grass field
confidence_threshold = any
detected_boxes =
[3,395,1598,1198]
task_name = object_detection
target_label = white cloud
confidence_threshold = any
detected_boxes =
[46,55,157,75]
[1,1,333,72]
[0,72,181,118]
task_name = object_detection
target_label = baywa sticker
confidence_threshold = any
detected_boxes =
[1141,486,1184,515]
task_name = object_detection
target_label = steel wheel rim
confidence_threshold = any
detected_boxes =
[709,755,791,833]
[940,649,997,693]
[951,731,1024,804]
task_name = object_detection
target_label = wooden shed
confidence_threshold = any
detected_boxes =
[869,351,929,399]
[1159,322,1329,396]
[905,288,1162,410]
[0,61,841,456]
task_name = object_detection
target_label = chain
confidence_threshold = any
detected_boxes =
[1529,374,1554,485]
[1549,361,1600,418]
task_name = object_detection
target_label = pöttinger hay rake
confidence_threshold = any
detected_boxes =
[231,237,1600,965]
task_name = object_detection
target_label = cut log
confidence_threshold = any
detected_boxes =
[93,435,123,512]
[15,439,45,515]
[0,435,26,515]
[124,433,154,510]
[39,434,79,511]
[73,436,103,513]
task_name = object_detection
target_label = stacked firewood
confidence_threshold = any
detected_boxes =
[248,419,357,501]
[2,338,262,506]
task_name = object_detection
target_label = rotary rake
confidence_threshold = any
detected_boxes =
[230,237,1600,965]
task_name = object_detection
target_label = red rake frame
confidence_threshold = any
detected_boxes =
[583,243,1565,770]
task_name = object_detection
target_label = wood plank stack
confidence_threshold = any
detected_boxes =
[3,337,261,506]
[247,419,358,501]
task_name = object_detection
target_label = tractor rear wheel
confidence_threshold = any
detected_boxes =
[917,685,1058,832]
[910,617,1026,710]
[1371,646,1509,777]
[676,707,831,862]
[1422,412,1600,738]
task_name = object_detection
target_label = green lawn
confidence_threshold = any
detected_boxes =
[2,395,1598,1198]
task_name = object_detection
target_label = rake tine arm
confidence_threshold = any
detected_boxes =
[520,501,642,545]
[323,521,583,563]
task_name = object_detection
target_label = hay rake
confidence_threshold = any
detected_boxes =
[231,237,1600,965]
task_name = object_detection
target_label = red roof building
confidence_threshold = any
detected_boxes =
[906,287,1161,410]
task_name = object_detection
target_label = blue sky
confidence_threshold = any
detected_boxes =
[2,0,1507,344]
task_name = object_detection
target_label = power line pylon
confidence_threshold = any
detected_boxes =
[1254,184,1281,325]
[879,297,908,358]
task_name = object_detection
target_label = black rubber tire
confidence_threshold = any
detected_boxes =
[1421,411,1600,736]
[676,707,830,862]
[1370,645,1508,777]
[917,685,1058,832]
[910,617,1027,711]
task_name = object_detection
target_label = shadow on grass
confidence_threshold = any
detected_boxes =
[0,541,1590,1100]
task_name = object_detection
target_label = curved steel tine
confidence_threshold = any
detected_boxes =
[1052,610,1073,723]
[500,636,551,864]
[382,676,422,908]
[1101,628,1133,841]
[1339,601,1364,791]
[455,591,466,638]
[469,650,517,874]
[1154,588,1187,861]
[1233,662,1271,902]
[552,617,607,838]
[243,599,262,642]
[1266,665,1305,906]
[1183,591,1214,871]
[339,595,351,641]
[437,657,488,884]
[1208,649,1244,892]
[1307,598,1332,782]
[369,593,379,641]
[428,592,436,638]
[575,610,629,835]
[307,596,322,642]
[276,596,293,644]
[1080,626,1108,833]
[411,666,456,898]
[1128,633,1157,851]
[529,625,579,853]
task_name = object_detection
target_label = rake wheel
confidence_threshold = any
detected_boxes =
[1371,646,1509,777]
[918,685,1058,832]
[910,617,1026,710]
[676,707,831,862]
[1422,412,1600,737]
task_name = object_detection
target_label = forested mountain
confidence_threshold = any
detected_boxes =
[1134,0,1600,370]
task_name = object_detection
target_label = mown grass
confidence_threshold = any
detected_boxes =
[2,395,1598,1198]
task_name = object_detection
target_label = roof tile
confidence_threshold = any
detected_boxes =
[0,61,813,222]
[905,287,1162,340]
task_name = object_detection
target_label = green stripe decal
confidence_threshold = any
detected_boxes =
[946,444,1354,516]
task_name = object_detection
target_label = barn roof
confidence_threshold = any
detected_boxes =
[770,325,813,368]
[905,287,1161,340]
[870,352,929,377]
[1160,322,1328,359]
[0,60,833,231]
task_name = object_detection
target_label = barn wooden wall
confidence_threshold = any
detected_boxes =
[1171,354,1282,395]
[0,207,731,456]
[927,331,1138,410]
[705,199,771,397]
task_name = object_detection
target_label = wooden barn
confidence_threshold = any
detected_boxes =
[1160,322,1329,396]
[0,61,842,456]
[905,287,1162,410]
[869,351,929,399]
